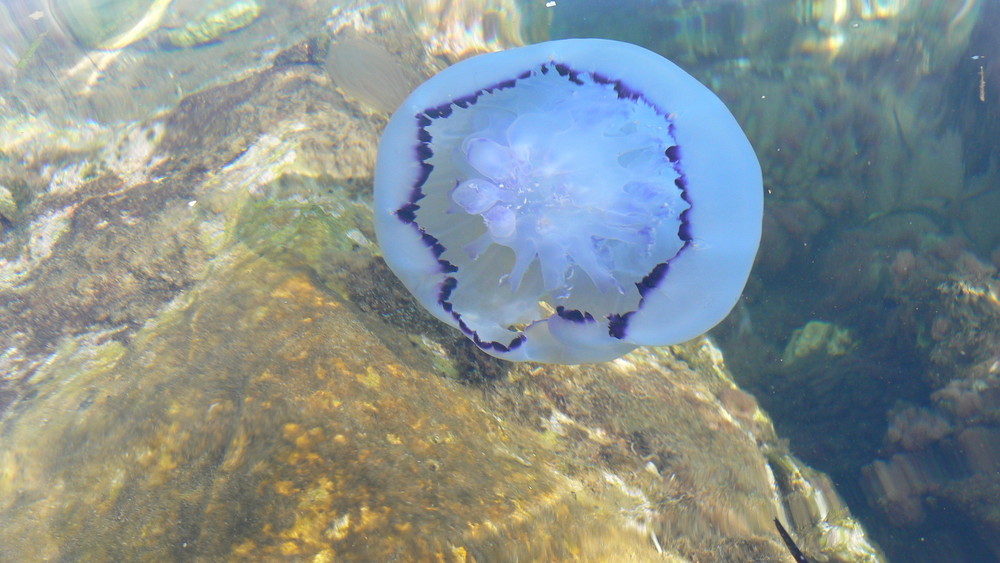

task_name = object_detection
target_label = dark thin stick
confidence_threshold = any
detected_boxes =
[773,518,811,563]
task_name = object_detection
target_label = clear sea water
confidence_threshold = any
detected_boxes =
[1,1,998,562]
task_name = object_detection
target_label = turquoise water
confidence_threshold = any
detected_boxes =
[1,1,998,561]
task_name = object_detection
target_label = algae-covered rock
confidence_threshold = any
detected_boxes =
[0,7,885,562]
[860,269,1000,557]
[163,0,262,48]
[783,320,854,366]
[0,247,882,561]
[0,185,16,223]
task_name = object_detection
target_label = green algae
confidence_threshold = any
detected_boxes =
[228,175,375,301]
[164,0,261,48]
[14,31,46,71]
[0,186,16,223]
[782,320,855,366]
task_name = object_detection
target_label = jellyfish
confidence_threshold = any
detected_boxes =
[374,39,762,363]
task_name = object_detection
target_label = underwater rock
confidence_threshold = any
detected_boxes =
[400,0,532,61]
[957,426,1000,475]
[861,266,1000,554]
[792,0,980,70]
[860,452,942,526]
[162,0,261,48]
[934,377,1000,420]
[764,452,882,562]
[929,275,1000,379]
[0,60,379,373]
[782,320,854,366]
[0,185,16,224]
[3,0,331,124]
[885,404,953,452]
[860,417,1000,531]
[0,35,882,561]
[0,250,882,562]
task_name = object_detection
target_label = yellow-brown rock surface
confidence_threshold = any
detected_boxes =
[1,248,803,561]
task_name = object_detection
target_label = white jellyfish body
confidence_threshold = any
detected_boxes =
[374,39,762,364]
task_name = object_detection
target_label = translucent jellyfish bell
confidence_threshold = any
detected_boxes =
[374,39,762,364]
